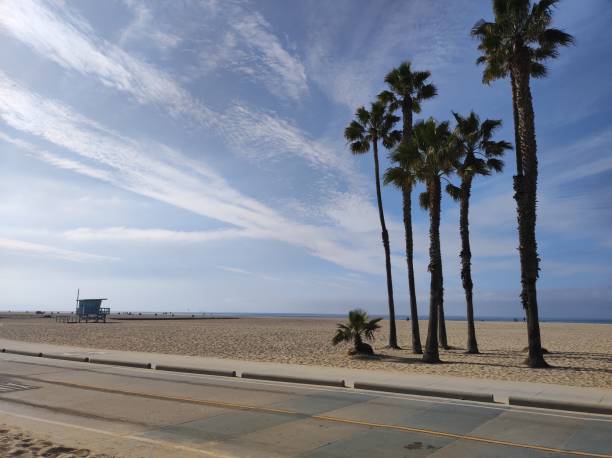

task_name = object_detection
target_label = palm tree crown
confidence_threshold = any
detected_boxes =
[379,61,437,130]
[472,0,574,84]
[404,119,457,205]
[332,309,382,346]
[448,111,512,191]
[344,101,401,152]
[383,149,418,192]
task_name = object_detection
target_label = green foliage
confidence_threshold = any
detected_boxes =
[472,0,574,84]
[445,183,462,202]
[408,118,458,183]
[344,101,400,154]
[332,309,382,346]
[450,111,512,186]
[419,191,431,210]
[379,61,437,116]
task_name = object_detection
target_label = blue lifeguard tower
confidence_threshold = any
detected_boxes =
[75,290,110,323]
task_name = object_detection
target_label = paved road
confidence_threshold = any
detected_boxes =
[1,353,611,457]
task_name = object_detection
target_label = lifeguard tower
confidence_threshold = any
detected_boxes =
[75,290,110,323]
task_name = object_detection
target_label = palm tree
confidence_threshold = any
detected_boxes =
[472,0,573,367]
[332,309,382,355]
[404,118,457,363]
[379,61,437,354]
[344,101,402,349]
[447,111,512,354]
[383,152,421,353]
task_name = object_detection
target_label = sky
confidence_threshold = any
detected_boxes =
[0,0,610,319]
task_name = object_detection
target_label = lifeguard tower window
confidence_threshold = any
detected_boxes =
[76,298,110,323]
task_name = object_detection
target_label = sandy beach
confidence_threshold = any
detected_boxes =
[0,424,110,457]
[0,316,610,388]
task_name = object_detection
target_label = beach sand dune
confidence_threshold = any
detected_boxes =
[0,317,609,388]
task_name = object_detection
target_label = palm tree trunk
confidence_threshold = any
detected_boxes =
[402,187,422,353]
[401,99,421,353]
[512,56,548,368]
[437,258,449,349]
[460,174,478,353]
[373,140,399,349]
[423,178,442,363]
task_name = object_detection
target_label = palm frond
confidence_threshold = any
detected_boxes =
[445,183,462,201]
[419,191,430,210]
[487,157,505,172]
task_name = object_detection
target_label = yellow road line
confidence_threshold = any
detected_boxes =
[8,375,612,458]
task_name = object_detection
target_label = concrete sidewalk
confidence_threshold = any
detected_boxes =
[1,338,610,412]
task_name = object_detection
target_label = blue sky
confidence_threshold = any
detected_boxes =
[0,0,610,318]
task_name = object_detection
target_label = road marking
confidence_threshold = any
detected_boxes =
[0,408,235,458]
[7,375,611,457]
[0,379,37,393]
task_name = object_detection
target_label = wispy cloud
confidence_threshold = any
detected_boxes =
[0,71,386,274]
[0,237,116,263]
[64,227,256,243]
[0,0,213,123]
[304,0,472,110]
[119,0,182,51]
[191,0,308,100]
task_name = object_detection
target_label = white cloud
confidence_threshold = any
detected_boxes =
[304,0,472,110]
[64,227,256,243]
[186,0,307,100]
[0,71,387,274]
[0,237,116,263]
[0,0,213,123]
[0,132,113,182]
[119,1,182,51]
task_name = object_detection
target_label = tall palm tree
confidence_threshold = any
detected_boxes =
[472,0,573,367]
[345,101,402,349]
[447,111,512,354]
[404,118,457,363]
[384,152,421,353]
[379,61,437,354]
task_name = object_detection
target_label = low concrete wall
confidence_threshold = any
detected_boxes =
[241,372,345,388]
[1,349,42,357]
[509,396,612,415]
[43,354,90,363]
[90,358,151,369]
[155,364,236,378]
[353,381,494,403]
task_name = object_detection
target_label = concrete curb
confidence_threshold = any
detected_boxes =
[155,364,236,378]
[353,381,495,403]
[43,353,90,363]
[241,372,345,388]
[1,349,42,358]
[508,396,612,415]
[90,358,151,369]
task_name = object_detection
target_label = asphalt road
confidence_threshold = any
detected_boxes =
[0,353,611,457]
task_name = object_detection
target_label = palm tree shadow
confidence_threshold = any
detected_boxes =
[358,353,447,365]
[356,350,612,374]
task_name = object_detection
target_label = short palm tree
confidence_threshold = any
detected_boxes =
[379,61,437,355]
[472,0,573,367]
[447,111,512,354]
[332,309,382,355]
[405,118,458,363]
[344,101,401,349]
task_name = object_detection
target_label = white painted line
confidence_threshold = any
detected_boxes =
[0,408,235,458]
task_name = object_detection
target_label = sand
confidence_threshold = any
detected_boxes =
[0,316,610,388]
[0,424,111,457]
